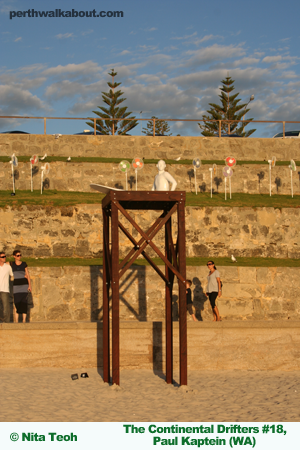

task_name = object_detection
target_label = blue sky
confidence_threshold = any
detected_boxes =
[1,0,300,136]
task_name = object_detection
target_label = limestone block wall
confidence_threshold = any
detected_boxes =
[1,205,299,259]
[186,206,300,258]
[0,134,300,160]
[0,160,299,195]
[1,321,300,370]
[1,266,299,323]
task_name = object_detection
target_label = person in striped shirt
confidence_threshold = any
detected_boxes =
[10,250,32,323]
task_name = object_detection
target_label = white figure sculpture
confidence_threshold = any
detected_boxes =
[152,160,177,191]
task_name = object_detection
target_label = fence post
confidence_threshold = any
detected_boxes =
[44,118,46,135]
[112,119,115,136]
[283,121,285,138]
[228,122,230,135]
[94,118,96,136]
[219,120,221,138]
[153,118,155,137]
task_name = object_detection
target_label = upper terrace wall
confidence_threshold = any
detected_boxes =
[1,135,300,160]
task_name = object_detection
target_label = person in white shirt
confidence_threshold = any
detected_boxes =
[205,260,221,321]
[0,251,14,323]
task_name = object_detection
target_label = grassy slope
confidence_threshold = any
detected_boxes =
[0,156,299,166]
[5,256,300,268]
[0,190,299,208]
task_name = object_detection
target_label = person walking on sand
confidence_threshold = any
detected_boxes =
[0,251,14,323]
[186,279,197,322]
[10,250,31,323]
[205,261,221,322]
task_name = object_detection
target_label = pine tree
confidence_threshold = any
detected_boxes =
[142,116,172,136]
[86,69,138,135]
[199,76,256,137]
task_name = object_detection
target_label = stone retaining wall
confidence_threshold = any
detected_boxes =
[1,205,299,259]
[1,134,300,160]
[1,321,300,371]
[1,160,299,195]
[1,266,298,323]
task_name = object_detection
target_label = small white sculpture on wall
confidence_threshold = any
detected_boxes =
[152,160,177,191]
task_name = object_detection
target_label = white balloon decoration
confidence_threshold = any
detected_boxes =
[223,166,233,201]
[289,159,297,198]
[192,158,201,195]
[10,154,18,195]
[267,156,276,196]
[119,160,131,190]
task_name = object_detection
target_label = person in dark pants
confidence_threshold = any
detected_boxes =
[186,279,197,322]
[0,251,14,323]
[10,250,32,323]
[205,261,221,321]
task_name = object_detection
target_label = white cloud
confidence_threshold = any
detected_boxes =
[0,85,47,114]
[22,77,47,90]
[273,63,290,70]
[14,37,22,42]
[42,61,102,78]
[233,57,260,66]
[19,63,47,74]
[193,34,223,45]
[70,81,201,121]
[171,71,227,90]
[119,50,131,56]
[268,102,300,121]
[136,74,163,84]
[81,30,93,36]
[0,72,46,91]
[262,55,282,63]
[0,0,16,14]
[45,80,86,100]
[185,44,245,68]
[55,33,74,40]
[139,45,157,51]
[171,32,197,40]
[279,70,298,79]
[101,62,146,82]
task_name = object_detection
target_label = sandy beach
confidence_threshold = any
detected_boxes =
[0,368,299,422]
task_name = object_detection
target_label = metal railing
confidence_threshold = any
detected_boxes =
[0,115,300,137]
